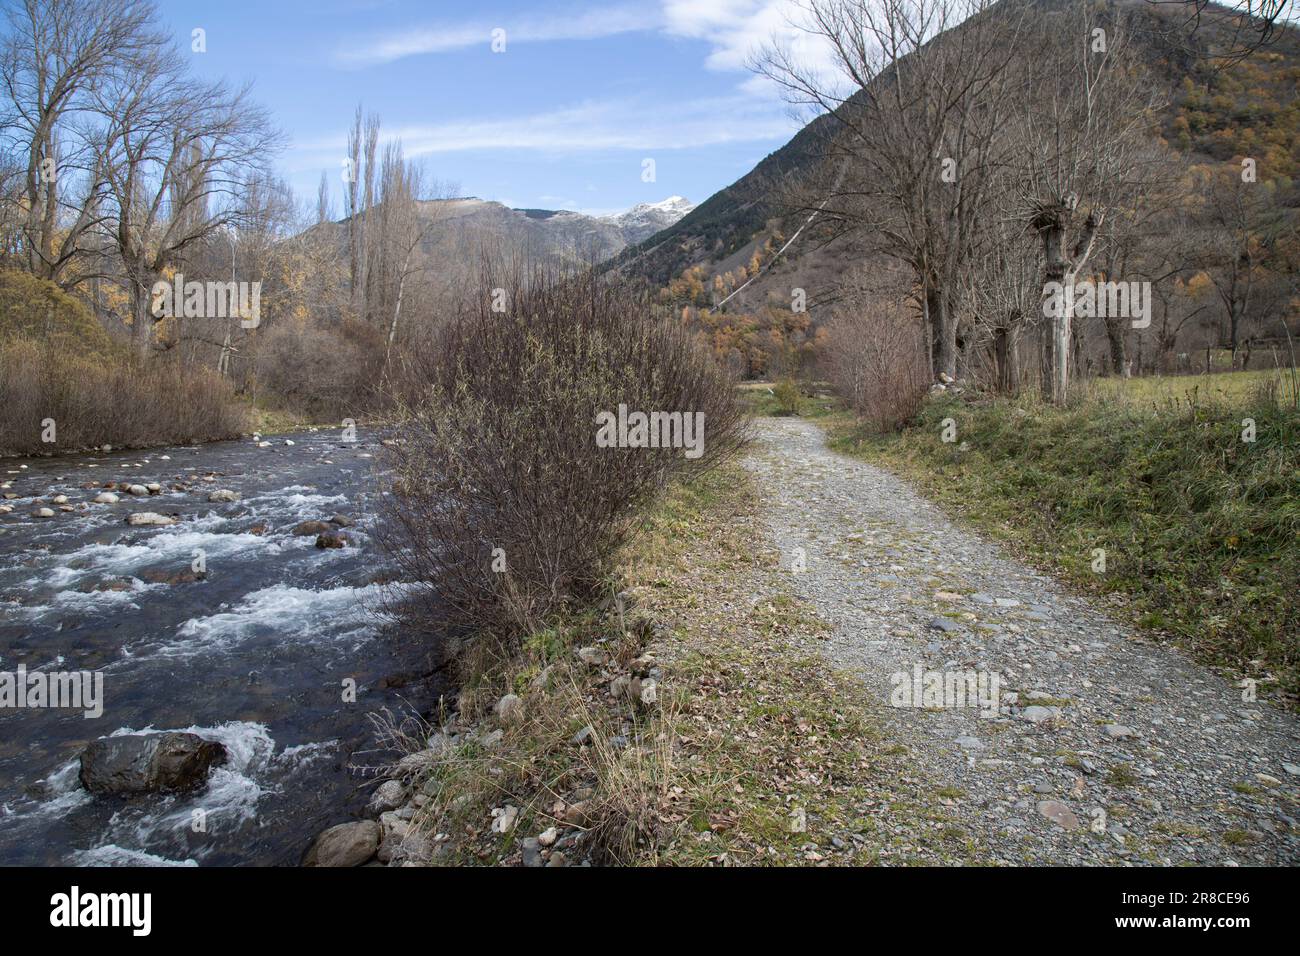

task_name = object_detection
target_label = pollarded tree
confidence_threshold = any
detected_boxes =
[1014,4,1158,403]
[754,0,1032,382]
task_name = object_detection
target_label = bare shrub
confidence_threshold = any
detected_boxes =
[0,338,248,455]
[821,301,929,431]
[376,263,748,639]
[254,318,384,419]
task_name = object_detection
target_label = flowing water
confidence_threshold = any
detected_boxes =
[0,430,446,866]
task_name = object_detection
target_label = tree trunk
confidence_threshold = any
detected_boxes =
[129,272,157,358]
[1104,316,1129,376]
[928,288,957,380]
[993,321,1021,395]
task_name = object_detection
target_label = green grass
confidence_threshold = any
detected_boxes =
[1088,369,1299,409]
[827,374,1300,703]
[738,380,838,419]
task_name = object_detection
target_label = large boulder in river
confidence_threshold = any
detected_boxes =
[126,512,177,526]
[293,520,334,536]
[207,489,239,502]
[302,821,380,867]
[79,732,228,796]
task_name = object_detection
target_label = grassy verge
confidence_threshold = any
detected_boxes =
[823,376,1300,703]
[247,399,342,436]
[396,464,974,865]
[737,380,838,419]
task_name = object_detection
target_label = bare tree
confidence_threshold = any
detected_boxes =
[90,42,280,355]
[1193,164,1286,365]
[362,140,457,369]
[316,170,330,225]
[0,0,164,288]
[344,105,383,320]
[1015,5,1157,403]
[754,0,1030,382]
[1149,0,1295,65]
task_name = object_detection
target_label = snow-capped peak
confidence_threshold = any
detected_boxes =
[603,196,695,241]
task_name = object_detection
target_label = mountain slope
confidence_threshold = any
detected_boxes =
[612,0,1300,290]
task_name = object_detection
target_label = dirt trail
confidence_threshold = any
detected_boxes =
[744,416,1300,865]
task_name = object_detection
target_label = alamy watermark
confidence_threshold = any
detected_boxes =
[1042,279,1151,329]
[0,663,103,718]
[595,404,705,459]
[150,273,262,328]
[889,663,1001,718]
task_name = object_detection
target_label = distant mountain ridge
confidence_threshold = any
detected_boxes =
[317,195,695,268]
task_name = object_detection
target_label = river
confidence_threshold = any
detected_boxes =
[0,429,447,866]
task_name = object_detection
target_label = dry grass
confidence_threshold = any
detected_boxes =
[380,464,972,866]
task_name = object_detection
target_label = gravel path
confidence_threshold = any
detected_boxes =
[744,417,1300,865]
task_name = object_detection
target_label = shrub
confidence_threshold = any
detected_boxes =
[821,301,929,431]
[253,318,385,420]
[376,265,748,638]
[0,269,114,357]
[0,271,248,455]
[0,337,248,455]
[773,377,801,416]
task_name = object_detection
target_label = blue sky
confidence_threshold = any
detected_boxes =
[160,0,834,217]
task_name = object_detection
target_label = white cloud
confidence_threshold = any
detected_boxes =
[659,0,846,97]
[337,4,661,67]
[293,95,800,164]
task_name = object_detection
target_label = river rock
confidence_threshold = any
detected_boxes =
[329,514,355,527]
[491,804,519,834]
[376,812,410,863]
[207,489,239,502]
[293,520,334,536]
[51,494,68,505]
[496,693,524,726]
[303,820,380,867]
[93,492,119,504]
[31,507,55,518]
[1036,800,1080,830]
[79,732,228,795]
[127,484,149,496]
[126,512,177,526]
[145,483,162,494]
[1022,705,1061,724]
[576,646,607,667]
[139,568,203,585]
[368,780,405,815]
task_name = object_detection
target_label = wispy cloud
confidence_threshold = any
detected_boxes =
[660,0,846,97]
[336,4,661,67]
[293,95,799,164]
